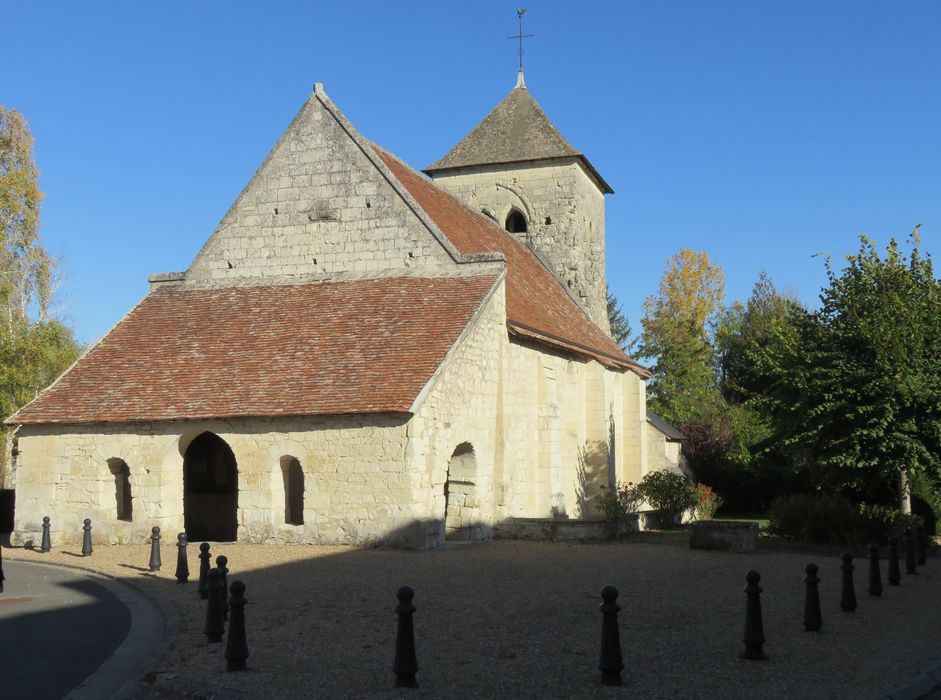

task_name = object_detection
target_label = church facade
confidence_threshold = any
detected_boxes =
[6,75,683,547]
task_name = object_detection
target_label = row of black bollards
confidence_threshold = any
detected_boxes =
[388,584,628,688]
[193,542,248,672]
[746,532,928,661]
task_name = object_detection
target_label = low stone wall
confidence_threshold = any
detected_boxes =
[493,515,642,541]
[689,520,758,552]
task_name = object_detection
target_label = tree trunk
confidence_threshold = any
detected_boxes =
[899,467,912,515]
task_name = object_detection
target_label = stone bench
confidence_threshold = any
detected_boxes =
[689,520,758,552]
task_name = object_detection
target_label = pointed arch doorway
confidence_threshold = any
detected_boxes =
[183,432,238,541]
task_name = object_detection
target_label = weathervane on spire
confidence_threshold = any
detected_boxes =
[507,8,534,76]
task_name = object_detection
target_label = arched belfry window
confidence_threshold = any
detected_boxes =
[108,458,133,522]
[505,209,528,234]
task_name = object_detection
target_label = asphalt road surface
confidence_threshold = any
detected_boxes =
[0,560,131,700]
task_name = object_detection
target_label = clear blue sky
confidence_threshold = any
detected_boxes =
[6,1,940,345]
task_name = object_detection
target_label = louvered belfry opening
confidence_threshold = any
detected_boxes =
[183,432,239,541]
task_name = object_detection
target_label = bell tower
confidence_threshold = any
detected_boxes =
[424,71,613,333]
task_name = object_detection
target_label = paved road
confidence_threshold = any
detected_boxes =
[0,560,132,700]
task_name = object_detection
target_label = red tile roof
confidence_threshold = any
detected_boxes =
[8,274,499,425]
[375,149,647,375]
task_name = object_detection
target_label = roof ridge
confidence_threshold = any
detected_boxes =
[378,149,599,324]
[373,147,648,377]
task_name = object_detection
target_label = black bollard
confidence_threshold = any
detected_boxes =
[916,523,927,566]
[225,580,249,671]
[868,544,883,597]
[205,568,226,643]
[175,533,189,584]
[148,526,162,572]
[1,544,5,593]
[740,570,767,660]
[803,563,822,632]
[888,537,902,586]
[216,555,229,621]
[905,527,918,575]
[392,586,419,688]
[840,553,857,612]
[197,543,211,600]
[40,516,52,553]
[598,585,624,685]
[81,518,93,557]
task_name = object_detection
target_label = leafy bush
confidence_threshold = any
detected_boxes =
[853,503,901,545]
[593,481,644,525]
[692,483,723,520]
[767,494,857,543]
[768,494,903,545]
[640,470,696,528]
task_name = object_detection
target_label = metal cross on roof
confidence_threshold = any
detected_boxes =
[507,8,535,72]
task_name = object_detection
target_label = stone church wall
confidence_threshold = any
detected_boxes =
[186,95,456,284]
[407,279,506,547]
[431,159,609,331]
[496,340,645,522]
[11,413,416,547]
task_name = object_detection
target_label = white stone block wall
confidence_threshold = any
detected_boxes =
[11,413,416,547]
[186,96,455,284]
[409,279,506,547]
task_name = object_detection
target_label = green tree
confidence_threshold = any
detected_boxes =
[715,271,800,404]
[606,285,635,353]
[638,249,725,423]
[0,107,81,482]
[753,232,941,511]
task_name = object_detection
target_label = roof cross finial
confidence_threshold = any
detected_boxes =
[507,8,534,84]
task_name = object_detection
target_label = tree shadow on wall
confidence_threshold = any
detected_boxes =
[574,439,612,518]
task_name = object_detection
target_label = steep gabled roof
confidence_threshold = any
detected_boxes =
[423,80,612,194]
[7,274,500,425]
[375,147,647,376]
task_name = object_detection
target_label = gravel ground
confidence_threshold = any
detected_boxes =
[4,537,939,699]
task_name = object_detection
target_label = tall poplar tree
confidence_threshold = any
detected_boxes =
[638,249,725,423]
[0,107,80,482]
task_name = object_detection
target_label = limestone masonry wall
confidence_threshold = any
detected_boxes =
[431,159,609,332]
[12,414,416,547]
[497,340,645,522]
[186,96,455,284]
[409,279,506,546]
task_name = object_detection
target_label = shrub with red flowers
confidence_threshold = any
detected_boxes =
[693,483,723,521]
[593,481,645,526]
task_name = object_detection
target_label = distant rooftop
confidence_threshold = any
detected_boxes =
[424,72,612,194]
[647,410,686,442]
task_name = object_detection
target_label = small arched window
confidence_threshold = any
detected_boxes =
[107,458,133,522]
[505,209,528,234]
[281,456,305,526]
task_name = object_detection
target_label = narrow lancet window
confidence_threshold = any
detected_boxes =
[281,456,305,526]
[108,458,133,521]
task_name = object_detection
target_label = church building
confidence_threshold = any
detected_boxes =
[6,72,684,547]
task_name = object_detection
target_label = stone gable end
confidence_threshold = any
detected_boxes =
[186,94,456,283]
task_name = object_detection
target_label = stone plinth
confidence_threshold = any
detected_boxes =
[689,520,758,552]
